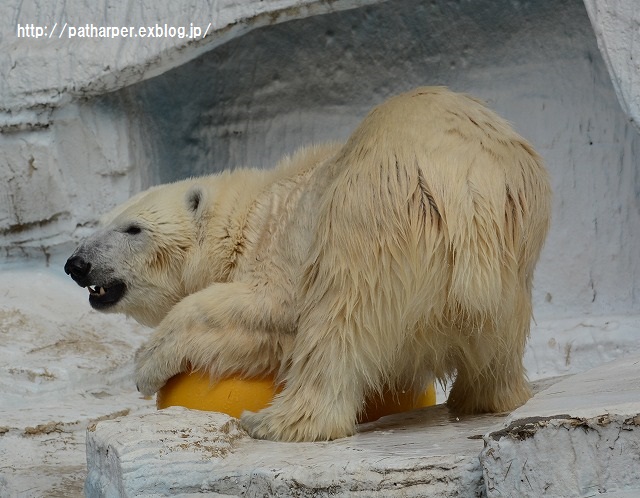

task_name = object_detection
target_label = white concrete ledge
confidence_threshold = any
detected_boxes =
[86,353,640,497]
[86,404,502,497]
[481,353,640,497]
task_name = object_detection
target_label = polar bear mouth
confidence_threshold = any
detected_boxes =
[87,282,127,309]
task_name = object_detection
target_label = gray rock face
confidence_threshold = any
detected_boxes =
[3,0,640,323]
[85,353,640,497]
[481,353,640,497]
[86,405,499,497]
[584,0,640,130]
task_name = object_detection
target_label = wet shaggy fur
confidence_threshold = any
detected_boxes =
[67,87,551,442]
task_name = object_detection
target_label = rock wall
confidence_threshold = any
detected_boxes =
[82,354,640,496]
[584,0,640,128]
[2,0,639,319]
[481,353,640,497]
[0,0,377,259]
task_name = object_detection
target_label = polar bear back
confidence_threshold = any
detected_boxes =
[324,86,551,318]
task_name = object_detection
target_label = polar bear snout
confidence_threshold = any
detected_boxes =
[64,255,91,284]
[64,253,128,310]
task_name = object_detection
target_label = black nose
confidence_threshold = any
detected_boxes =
[64,256,91,282]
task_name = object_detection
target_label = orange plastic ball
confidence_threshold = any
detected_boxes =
[156,371,436,423]
[156,372,281,419]
[360,384,437,423]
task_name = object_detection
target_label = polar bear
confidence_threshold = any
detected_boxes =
[65,87,551,442]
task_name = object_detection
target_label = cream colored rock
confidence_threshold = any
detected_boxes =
[66,87,551,441]
[85,404,501,497]
[481,353,640,497]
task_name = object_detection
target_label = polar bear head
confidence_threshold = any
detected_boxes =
[65,179,212,327]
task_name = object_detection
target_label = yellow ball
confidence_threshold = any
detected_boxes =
[156,372,281,419]
[157,371,436,423]
[360,384,436,423]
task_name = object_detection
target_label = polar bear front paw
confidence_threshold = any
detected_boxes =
[134,343,177,396]
[241,404,355,442]
[241,408,293,441]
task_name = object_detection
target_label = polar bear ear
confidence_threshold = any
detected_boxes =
[185,185,207,221]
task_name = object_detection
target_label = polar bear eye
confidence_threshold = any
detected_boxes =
[124,225,142,235]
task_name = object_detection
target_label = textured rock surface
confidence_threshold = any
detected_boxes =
[0,265,155,496]
[584,0,640,128]
[481,353,640,497]
[1,0,376,115]
[85,409,248,497]
[3,0,640,321]
[2,263,638,496]
[0,0,377,261]
[86,405,497,497]
[85,354,640,497]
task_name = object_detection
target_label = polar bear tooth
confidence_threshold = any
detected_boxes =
[99,287,106,296]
